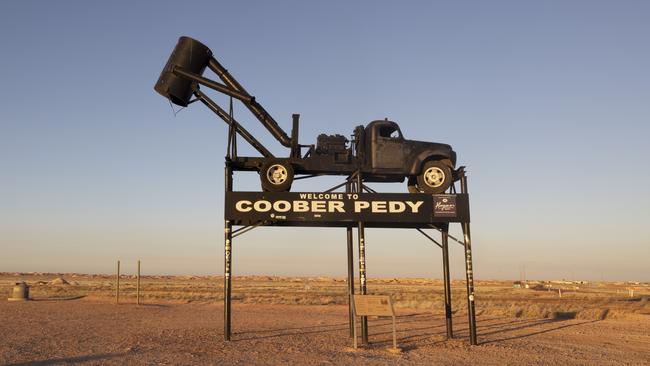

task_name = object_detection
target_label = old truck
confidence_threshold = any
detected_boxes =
[155,37,457,194]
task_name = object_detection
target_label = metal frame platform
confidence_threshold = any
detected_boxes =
[222,164,478,346]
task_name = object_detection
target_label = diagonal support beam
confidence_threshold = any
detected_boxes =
[428,224,466,247]
[232,222,265,238]
[325,180,349,193]
[194,89,274,158]
[416,228,442,248]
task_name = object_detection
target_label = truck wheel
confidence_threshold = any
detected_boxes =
[260,160,294,192]
[415,160,452,194]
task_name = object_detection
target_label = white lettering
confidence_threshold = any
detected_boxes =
[253,200,272,212]
[312,201,326,212]
[235,198,426,215]
[388,201,405,213]
[435,202,455,211]
[235,200,252,212]
[328,201,345,213]
[299,193,343,200]
[371,201,387,213]
[273,200,291,212]
[405,201,424,213]
[294,201,309,212]
[355,201,370,212]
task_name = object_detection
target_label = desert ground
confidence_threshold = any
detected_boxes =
[1,273,649,365]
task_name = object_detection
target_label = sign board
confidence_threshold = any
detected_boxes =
[352,295,398,350]
[225,192,469,227]
[353,295,394,317]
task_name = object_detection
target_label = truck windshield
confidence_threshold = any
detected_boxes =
[379,125,402,139]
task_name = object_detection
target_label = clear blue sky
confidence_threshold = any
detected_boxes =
[1,1,648,281]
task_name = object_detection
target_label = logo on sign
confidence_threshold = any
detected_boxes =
[434,195,456,217]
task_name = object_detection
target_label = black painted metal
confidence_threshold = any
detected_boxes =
[291,114,300,158]
[207,57,293,148]
[218,171,477,345]
[194,89,274,158]
[347,226,355,338]
[324,180,349,193]
[155,37,212,106]
[224,192,470,227]
[356,173,369,344]
[228,96,238,159]
[173,67,253,103]
[231,222,263,238]
[361,184,377,193]
[441,228,454,339]
[460,173,477,345]
[224,163,233,341]
[155,37,459,193]
[416,228,442,248]
[346,180,355,338]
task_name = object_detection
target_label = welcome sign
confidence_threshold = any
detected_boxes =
[225,192,469,227]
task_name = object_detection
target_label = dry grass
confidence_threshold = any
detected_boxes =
[2,273,649,320]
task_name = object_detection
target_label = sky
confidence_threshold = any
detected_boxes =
[1,1,649,281]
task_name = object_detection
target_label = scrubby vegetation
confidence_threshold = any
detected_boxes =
[2,273,649,320]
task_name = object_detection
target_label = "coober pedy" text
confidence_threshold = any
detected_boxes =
[235,198,424,214]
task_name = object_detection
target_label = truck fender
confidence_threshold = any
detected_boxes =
[407,151,452,175]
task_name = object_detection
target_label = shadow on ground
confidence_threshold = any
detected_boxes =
[7,352,127,366]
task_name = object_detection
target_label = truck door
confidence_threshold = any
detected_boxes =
[372,124,407,170]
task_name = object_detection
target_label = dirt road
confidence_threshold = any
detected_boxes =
[1,299,648,365]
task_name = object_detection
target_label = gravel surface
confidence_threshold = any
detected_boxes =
[1,299,649,365]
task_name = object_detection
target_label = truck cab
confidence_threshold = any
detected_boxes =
[367,120,407,171]
[358,120,457,193]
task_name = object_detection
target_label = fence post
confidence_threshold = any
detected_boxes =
[116,260,120,304]
[137,260,141,305]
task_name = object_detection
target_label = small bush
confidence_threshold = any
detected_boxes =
[552,311,577,320]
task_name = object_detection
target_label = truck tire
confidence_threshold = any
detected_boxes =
[414,160,452,194]
[260,160,294,192]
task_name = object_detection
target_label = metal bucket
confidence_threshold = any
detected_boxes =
[8,281,29,302]
[154,36,213,107]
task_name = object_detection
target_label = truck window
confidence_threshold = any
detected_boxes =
[379,125,402,139]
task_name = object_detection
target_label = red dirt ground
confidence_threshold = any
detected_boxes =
[1,299,649,365]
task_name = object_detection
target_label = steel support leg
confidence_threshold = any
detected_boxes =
[347,225,355,338]
[356,173,368,344]
[460,174,477,345]
[358,221,368,344]
[224,164,233,341]
[441,227,454,339]
[346,180,355,338]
